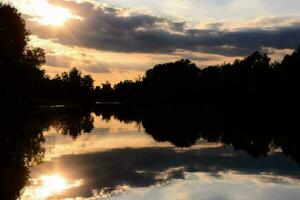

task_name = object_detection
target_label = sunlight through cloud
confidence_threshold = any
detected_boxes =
[8,0,80,26]
[30,0,72,26]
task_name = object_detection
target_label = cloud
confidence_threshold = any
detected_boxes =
[45,52,112,73]
[84,64,111,73]
[46,54,73,68]
[23,0,300,57]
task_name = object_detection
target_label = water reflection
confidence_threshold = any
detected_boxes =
[0,109,45,200]
[22,174,82,200]
[1,105,300,199]
[29,146,300,199]
[95,172,300,200]
[43,116,168,160]
[0,107,93,200]
[94,104,300,163]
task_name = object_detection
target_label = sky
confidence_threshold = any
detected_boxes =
[4,0,300,85]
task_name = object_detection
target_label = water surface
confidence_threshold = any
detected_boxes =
[2,106,300,200]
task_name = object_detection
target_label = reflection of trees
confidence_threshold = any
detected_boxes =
[94,104,300,164]
[141,108,201,148]
[48,109,94,139]
[0,109,46,200]
[0,108,94,199]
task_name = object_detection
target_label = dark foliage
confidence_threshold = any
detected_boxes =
[0,3,46,104]
[41,68,95,104]
[94,50,300,105]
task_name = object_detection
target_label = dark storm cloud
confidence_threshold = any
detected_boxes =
[26,0,300,56]
[170,21,186,32]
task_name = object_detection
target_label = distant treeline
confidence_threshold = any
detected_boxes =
[1,3,300,105]
[96,50,300,104]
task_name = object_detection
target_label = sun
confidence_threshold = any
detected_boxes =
[39,6,71,26]
[31,0,72,26]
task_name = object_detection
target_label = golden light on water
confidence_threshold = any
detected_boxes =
[40,174,68,193]
[22,174,83,199]
[33,174,68,199]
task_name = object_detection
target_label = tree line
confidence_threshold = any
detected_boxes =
[99,50,300,104]
[1,3,300,106]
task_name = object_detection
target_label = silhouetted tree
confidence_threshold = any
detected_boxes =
[94,81,114,102]
[276,47,300,102]
[0,3,28,62]
[0,3,46,105]
[93,48,300,105]
[48,68,95,104]
[142,59,201,103]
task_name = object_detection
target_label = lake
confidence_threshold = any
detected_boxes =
[2,105,300,200]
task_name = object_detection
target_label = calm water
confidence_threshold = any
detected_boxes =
[2,106,300,200]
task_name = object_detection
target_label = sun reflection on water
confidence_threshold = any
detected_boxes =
[39,174,68,195]
[21,174,83,200]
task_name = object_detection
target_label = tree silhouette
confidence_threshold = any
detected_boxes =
[0,3,29,62]
[93,48,300,105]
[0,3,46,105]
